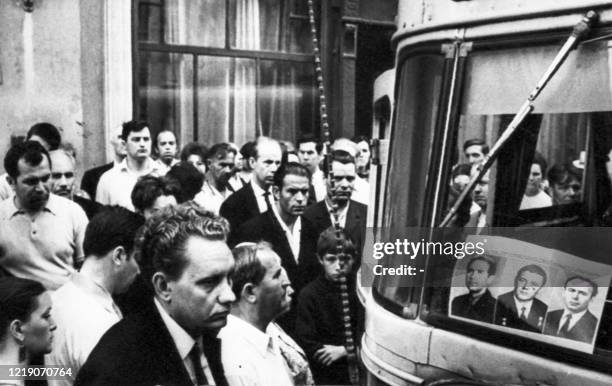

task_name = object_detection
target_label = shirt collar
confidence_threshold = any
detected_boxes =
[251,179,268,197]
[71,272,120,317]
[154,298,196,361]
[118,157,160,175]
[513,296,534,316]
[8,193,58,218]
[271,203,301,233]
[226,315,274,358]
[561,308,588,325]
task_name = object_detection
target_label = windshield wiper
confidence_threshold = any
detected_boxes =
[439,10,599,227]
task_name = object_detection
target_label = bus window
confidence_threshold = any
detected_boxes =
[374,53,444,315]
[424,37,612,365]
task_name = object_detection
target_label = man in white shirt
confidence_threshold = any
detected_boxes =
[47,206,144,385]
[297,136,325,202]
[220,242,313,386]
[76,204,235,386]
[0,141,88,290]
[195,143,236,214]
[96,121,162,210]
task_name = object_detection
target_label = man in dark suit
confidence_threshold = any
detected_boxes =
[451,256,496,323]
[494,264,548,332]
[234,162,319,334]
[75,204,235,386]
[302,150,367,256]
[544,276,599,343]
[220,137,282,243]
[80,126,126,200]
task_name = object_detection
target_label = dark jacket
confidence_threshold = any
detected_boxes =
[296,275,363,386]
[451,290,496,323]
[302,199,367,254]
[80,162,114,201]
[494,291,548,332]
[544,309,598,343]
[219,183,260,243]
[75,301,228,386]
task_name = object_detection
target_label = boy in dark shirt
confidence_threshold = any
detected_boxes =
[296,227,363,385]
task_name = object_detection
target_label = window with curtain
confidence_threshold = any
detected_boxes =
[135,0,318,147]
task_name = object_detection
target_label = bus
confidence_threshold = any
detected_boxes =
[360,1,612,385]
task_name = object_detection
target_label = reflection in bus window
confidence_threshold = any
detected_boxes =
[426,38,612,358]
[374,53,444,313]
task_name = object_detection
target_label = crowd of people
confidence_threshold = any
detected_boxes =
[0,121,373,386]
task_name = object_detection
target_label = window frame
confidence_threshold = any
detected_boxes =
[132,0,318,142]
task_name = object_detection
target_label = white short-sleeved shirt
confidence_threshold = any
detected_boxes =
[95,158,161,211]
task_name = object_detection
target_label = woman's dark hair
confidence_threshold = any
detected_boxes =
[0,277,46,341]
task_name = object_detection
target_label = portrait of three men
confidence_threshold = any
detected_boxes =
[451,255,600,344]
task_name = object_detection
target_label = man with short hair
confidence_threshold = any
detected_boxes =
[297,136,325,202]
[548,163,582,205]
[303,150,367,255]
[194,143,236,214]
[153,130,179,174]
[0,122,62,201]
[220,136,282,237]
[220,242,313,386]
[96,120,163,211]
[80,125,126,201]
[75,204,234,386]
[494,264,549,332]
[330,138,369,205]
[544,276,599,343]
[49,148,102,219]
[130,175,178,219]
[451,256,497,323]
[463,138,489,166]
[0,141,88,290]
[47,206,144,385]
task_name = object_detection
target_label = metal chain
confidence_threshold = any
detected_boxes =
[307,1,360,384]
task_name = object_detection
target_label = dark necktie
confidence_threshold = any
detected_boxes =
[263,191,273,212]
[188,343,209,386]
[558,314,572,337]
[519,306,526,320]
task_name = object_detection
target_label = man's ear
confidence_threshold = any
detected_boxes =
[152,272,172,302]
[6,175,15,188]
[241,283,257,304]
[249,157,256,170]
[111,246,127,266]
[272,185,280,201]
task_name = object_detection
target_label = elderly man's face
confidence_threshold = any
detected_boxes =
[11,156,51,212]
[255,250,294,319]
[166,236,235,335]
[49,151,75,198]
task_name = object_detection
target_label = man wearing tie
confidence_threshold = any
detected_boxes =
[494,265,548,332]
[220,136,282,243]
[544,276,599,343]
[76,204,235,386]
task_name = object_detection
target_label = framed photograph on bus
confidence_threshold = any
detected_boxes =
[449,236,612,353]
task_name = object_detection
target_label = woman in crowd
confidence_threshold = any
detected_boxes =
[0,277,56,376]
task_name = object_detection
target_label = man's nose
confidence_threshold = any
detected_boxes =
[219,279,236,304]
